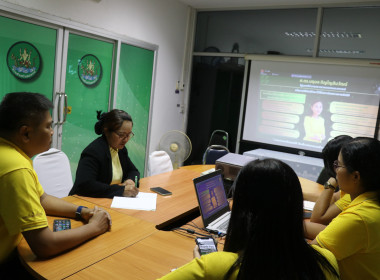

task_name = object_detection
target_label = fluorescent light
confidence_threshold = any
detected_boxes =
[306,48,365,54]
[285,31,362,39]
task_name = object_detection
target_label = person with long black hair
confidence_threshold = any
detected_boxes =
[69,109,139,198]
[159,159,339,280]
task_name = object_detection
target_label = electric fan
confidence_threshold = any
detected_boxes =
[159,130,192,169]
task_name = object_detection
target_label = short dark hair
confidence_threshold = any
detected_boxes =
[0,92,53,133]
[94,109,133,135]
[341,137,380,194]
[322,135,353,177]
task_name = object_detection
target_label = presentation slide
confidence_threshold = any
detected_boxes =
[242,59,380,153]
[197,176,228,219]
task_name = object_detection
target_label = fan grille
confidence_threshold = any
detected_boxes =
[159,130,192,168]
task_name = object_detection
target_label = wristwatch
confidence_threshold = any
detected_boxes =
[75,206,88,220]
[324,181,337,191]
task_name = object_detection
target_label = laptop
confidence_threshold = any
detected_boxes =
[193,169,231,234]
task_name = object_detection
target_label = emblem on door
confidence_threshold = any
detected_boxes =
[78,54,102,87]
[7,41,41,80]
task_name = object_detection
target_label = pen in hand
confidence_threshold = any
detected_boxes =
[135,175,139,188]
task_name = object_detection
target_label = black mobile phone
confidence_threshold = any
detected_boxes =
[195,237,217,255]
[53,219,71,232]
[304,211,312,219]
[150,187,172,196]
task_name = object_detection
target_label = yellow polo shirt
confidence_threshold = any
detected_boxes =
[158,246,339,279]
[0,138,47,263]
[317,191,380,280]
[335,192,351,210]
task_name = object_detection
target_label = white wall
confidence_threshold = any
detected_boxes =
[2,0,190,157]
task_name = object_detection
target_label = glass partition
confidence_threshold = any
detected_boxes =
[319,7,380,59]
[195,9,318,56]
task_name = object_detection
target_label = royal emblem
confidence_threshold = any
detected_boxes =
[7,41,41,80]
[78,54,102,86]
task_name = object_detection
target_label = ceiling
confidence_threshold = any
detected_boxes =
[176,0,380,10]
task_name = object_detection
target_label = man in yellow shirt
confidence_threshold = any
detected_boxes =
[0,92,111,277]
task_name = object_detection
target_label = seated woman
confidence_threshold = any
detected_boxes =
[309,137,380,279]
[159,159,339,280]
[69,109,139,198]
[311,135,352,225]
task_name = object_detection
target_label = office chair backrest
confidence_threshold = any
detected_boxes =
[208,130,229,149]
[203,145,229,164]
[33,148,73,198]
[148,150,174,176]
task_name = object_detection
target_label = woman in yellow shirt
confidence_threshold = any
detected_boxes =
[311,135,352,225]
[311,137,380,280]
[159,159,339,280]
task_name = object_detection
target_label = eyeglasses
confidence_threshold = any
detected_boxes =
[333,160,346,171]
[114,131,134,140]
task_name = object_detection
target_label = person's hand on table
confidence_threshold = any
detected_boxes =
[88,206,112,233]
[193,245,201,259]
[80,207,94,222]
[123,183,139,197]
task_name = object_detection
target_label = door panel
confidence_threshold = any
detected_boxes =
[116,44,154,176]
[0,15,56,101]
[62,33,114,176]
[0,15,154,180]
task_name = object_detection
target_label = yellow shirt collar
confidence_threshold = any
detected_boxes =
[0,137,32,165]
[349,191,378,207]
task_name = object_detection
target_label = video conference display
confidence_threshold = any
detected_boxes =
[242,58,380,153]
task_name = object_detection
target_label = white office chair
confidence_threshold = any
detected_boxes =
[148,150,173,176]
[33,148,73,198]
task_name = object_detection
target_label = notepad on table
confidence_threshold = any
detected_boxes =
[304,200,315,211]
[200,168,215,175]
[111,192,157,211]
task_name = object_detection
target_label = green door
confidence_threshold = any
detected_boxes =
[0,15,155,180]
[0,15,56,103]
[61,33,114,176]
[116,44,154,177]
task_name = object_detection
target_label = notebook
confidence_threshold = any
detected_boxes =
[193,169,231,234]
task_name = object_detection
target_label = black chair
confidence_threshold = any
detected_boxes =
[208,130,229,148]
[316,167,330,185]
[202,145,229,164]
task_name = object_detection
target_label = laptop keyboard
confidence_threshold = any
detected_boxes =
[216,219,229,232]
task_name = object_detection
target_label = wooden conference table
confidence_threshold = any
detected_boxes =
[74,165,213,229]
[18,165,323,279]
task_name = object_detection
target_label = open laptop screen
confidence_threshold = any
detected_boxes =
[194,170,229,220]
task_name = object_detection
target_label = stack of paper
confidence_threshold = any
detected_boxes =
[111,192,157,211]
[304,200,315,211]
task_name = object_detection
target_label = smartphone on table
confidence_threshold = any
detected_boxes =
[53,219,71,232]
[304,211,312,219]
[195,237,218,255]
[150,186,172,196]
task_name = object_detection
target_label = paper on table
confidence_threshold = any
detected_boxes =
[111,192,157,211]
[304,200,315,211]
[201,168,215,175]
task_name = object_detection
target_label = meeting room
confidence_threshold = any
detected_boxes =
[1,0,380,279]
